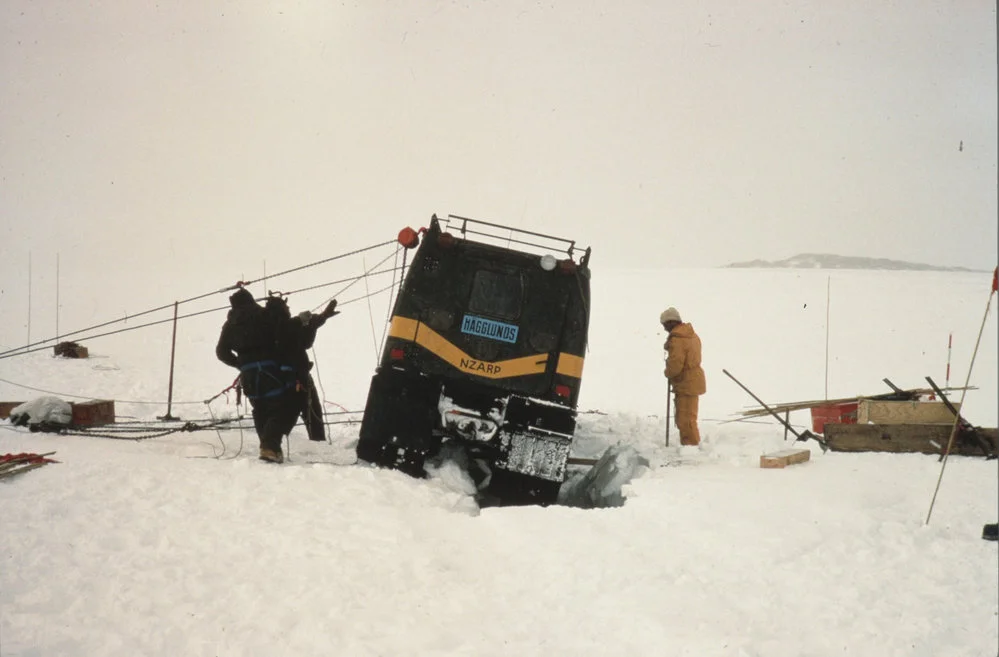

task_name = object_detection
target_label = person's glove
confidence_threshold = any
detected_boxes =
[322,299,340,319]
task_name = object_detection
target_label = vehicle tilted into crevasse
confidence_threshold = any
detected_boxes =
[356,214,591,505]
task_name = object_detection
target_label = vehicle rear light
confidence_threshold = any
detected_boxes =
[389,347,405,360]
[557,259,577,274]
[438,232,456,248]
[554,384,571,398]
[397,227,420,249]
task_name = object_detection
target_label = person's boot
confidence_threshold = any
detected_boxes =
[259,448,284,464]
[983,523,998,541]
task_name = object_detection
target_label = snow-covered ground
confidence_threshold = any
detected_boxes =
[1,265,997,657]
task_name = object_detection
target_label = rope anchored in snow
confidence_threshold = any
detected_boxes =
[204,377,242,406]
[7,417,249,441]
[62,418,247,440]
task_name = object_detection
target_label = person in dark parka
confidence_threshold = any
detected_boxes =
[293,301,340,442]
[216,287,300,463]
[263,295,339,443]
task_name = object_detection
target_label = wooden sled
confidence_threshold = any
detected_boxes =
[823,423,997,457]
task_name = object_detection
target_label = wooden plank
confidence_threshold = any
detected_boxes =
[824,423,997,456]
[735,386,976,418]
[0,402,26,420]
[760,448,811,469]
[737,394,871,417]
[857,400,960,425]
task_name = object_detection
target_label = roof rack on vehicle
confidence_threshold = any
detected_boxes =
[441,214,590,263]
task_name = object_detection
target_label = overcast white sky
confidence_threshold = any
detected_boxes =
[1,0,996,309]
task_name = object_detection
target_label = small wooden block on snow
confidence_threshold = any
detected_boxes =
[53,341,89,358]
[760,448,811,469]
[70,400,115,427]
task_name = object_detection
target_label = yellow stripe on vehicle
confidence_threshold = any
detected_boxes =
[388,315,549,379]
[556,353,584,379]
[388,316,419,341]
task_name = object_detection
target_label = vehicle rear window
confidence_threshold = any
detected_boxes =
[468,270,522,320]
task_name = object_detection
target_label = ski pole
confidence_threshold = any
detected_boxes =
[663,347,671,446]
[665,380,672,447]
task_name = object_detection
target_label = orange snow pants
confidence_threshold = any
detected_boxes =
[674,394,701,446]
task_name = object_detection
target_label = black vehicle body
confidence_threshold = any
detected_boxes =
[356,214,591,505]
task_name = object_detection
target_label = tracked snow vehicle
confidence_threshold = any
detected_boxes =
[357,214,591,505]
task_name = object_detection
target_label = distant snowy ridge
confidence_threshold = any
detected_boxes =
[724,253,980,271]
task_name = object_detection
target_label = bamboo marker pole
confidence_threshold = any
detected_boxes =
[363,256,379,365]
[158,301,180,421]
[55,253,60,343]
[926,268,997,524]
[945,332,952,389]
[824,276,831,400]
[27,252,32,349]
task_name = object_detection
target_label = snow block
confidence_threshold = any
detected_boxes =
[760,448,810,469]
[71,400,115,427]
[559,445,649,508]
[9,397,73,428]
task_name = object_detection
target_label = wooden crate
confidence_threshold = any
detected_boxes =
[810,402,858,433]
[0,402,26,420]
[760,448,811,469]
[70,400,115,427]
[857,399,959,425]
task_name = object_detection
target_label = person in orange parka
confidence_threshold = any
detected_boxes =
[661,307,707,446]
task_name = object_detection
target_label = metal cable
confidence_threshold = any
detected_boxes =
[309,247,400,314]
[0,239,397,359]
[0,376,206,405]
